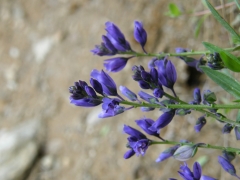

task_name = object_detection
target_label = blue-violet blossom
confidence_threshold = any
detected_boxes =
[123,125,150,159]
[134,21,147,53]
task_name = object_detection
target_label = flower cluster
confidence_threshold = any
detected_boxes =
[69,15,240,180]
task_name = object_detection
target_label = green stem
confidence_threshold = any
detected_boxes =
[120,92,240,126]
[150,140,240,154]
[120,47,236,58]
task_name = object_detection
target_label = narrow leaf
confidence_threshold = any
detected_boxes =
[165,3,181,18]
[195,15,208,38]
[200,66,240,98]
[203,42,240,72]
[205,0,240,41]
[234,0,240,10]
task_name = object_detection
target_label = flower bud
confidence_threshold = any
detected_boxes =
[202,90,216,105]
[222,150,236,162]
[194,116,207,133]
[119,86,138,101]
[234,126,240,140]
[176,109,191,116]
[218,156,238,177]
[222,123,234,134]
[173,145,197,161]
[134,21,147,53]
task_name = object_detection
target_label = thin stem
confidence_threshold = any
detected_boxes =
[119,92,240,126]
[122,47,236,58]
[150,140,240,154]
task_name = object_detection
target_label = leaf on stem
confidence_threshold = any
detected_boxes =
[165,3,181,18]
[205,0,240,41]
[200,66,240,98]
[203,42,240,72]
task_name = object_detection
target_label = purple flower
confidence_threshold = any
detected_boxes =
[123,125,150,158]
[134,21,147,53]
[138,91,159,104]
[119,86,138,101]
[69,81,102,107]
[155,59,177,90]
[194,116,207,133]
[90,69,118,96]
[156,145,179,163]
[218,156,240,178]
[102,35,117,54]
[91,35,117,56]
[193,88,201,104]
[104,57,133,72]
[98,97,125,118]
[178,162,217,180]
[148,111,175,132]
[90,78,103,95]
[222,123,234,134]
[105,22,131,52]
[153,88,164,98]
[175,47,199,68]
[234,126,240,140]
[135,118,159,137]
[222,150,236,162]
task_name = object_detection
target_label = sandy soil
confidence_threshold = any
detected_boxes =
[0,0,239,179]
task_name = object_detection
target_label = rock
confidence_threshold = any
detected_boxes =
[0,119,46,180]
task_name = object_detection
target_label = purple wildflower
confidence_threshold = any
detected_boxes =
[178,162,217,180]
[135,118,159,138]
[69,81,102,107]
[194,116,207,133]
[138,90,159,104]
[175,47,199,68]
[218,156,240,178]
[234,126,240,140]
[123,125,150,158]
[90,69,118,96]
[155,59,177,92]
[148,111,175,132]
[105,22,132,52]
[119,86,138,101]
[104,56,133,73]
[156,145,179,163]
[222,123,234,134]
[98,97,125,118]
[134,21,147,53]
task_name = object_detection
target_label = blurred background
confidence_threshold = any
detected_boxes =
[0,0,239,179]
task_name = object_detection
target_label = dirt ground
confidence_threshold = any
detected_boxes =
[0,0,240,179]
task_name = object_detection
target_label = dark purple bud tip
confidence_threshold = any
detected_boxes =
[222,123,234,134]
[194,116,207,133]
[91,69,118,96]
[153,88,164,98]
[193,88,201,104]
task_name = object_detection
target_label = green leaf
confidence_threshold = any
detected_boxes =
[205,0,240,41]
[237,110,240,122]
[194,15,208,38]
[203,42,240,72]
[165,3,181,18]
[200,66,240,98]
[235,0,240,10]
